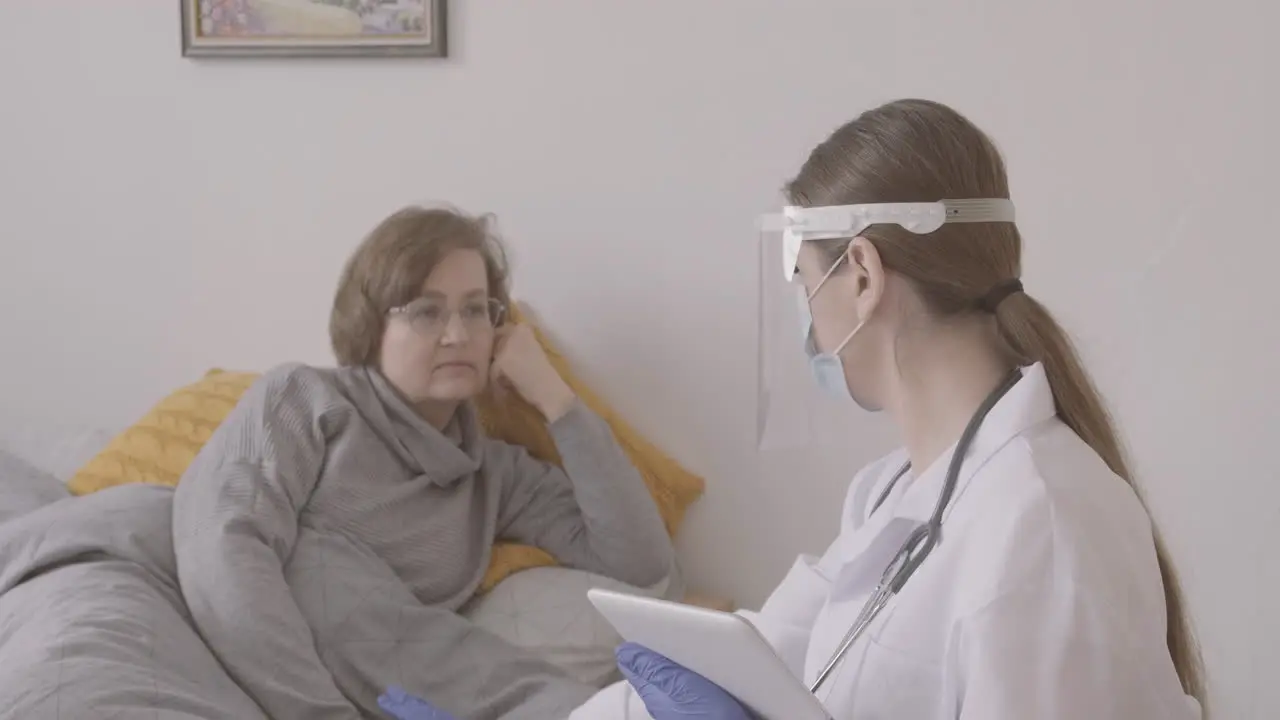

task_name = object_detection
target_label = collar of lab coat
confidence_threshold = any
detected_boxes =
[826,363,1058,576]
[889,362,1057,524]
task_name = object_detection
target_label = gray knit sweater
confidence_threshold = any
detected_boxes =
[172,363,672,720]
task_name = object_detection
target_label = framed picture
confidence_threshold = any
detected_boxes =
[180,0,447,58]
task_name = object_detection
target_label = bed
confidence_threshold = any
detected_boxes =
[0,424,692,719]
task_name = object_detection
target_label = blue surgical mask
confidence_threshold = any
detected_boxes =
[797,256,868,404]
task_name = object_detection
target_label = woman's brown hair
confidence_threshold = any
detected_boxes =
[785,98,1205,705]
[329,205,511,366]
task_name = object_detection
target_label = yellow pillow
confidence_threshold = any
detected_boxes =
[67,370,260,495]
[67,305,705,593]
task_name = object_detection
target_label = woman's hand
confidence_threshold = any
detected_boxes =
[377,687,458,720]
[490,324,577,421]
[617,643,756,720]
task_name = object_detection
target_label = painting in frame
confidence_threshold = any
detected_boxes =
[181,0,446,58]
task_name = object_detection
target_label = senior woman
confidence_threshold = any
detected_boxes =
[172,206,672,720]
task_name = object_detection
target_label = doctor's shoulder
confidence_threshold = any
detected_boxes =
[943,425,1199,715]
[950,422,1166,615]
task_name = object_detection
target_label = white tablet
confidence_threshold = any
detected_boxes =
[587,588,831,720]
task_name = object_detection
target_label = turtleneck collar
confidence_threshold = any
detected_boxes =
[359,366,484,487]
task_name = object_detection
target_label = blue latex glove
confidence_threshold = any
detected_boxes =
[616,642,755,720]
[377,686,459,720]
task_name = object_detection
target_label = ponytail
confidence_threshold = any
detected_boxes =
[994,291,1207,708]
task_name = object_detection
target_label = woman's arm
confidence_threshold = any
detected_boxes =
[957,576,1199,720]
[173,364,359,720]
[489,399,673,588]
[954,490,1199,720]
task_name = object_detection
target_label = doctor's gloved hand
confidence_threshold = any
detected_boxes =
[377,686,458,720]
[616,642,755,720]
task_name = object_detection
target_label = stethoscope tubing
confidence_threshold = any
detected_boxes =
[808,370,1023,696]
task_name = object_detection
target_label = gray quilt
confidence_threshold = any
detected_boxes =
[0,453,610,719]
[0,427,635,720]
[0,484,268,719]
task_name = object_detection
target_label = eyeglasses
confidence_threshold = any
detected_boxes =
[388,297,506,337]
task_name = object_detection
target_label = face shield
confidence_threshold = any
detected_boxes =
[755,198,1016,451]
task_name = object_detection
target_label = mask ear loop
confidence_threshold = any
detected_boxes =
[807,240,871,356]
[805,240,852,302]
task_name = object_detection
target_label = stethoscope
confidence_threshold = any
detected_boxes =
[807,369,1024,695]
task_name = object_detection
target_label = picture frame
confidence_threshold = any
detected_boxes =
[180,0,447,58]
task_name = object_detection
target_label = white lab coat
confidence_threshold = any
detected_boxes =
[573,363,1201,720]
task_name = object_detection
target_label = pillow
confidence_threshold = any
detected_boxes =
[0,420,119,483]
[0,448,71,524]
[66,304,705,593]
[66,370,260,495]
[463,565,685,687]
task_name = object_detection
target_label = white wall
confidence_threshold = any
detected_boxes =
[1,0,1276,714]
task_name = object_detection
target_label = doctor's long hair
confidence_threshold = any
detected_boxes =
[785,98,1206,706]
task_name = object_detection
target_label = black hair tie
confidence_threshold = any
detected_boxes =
[978,279,1023,313]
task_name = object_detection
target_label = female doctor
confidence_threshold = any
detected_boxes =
[585,98,1208,720]
[378,99,1208,719]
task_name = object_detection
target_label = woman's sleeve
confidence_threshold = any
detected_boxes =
[489,401,673,588]
[954,491,1199,720]
[737,458,887,679]
[737,552,835,679]
[172,365,359,720]
[956,575,1199,720]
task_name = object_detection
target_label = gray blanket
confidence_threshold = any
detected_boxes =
[0,485,608,719]
[0,485,268,719]
[0,362,669,719]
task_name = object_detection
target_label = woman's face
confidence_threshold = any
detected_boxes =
[379,249,499,409]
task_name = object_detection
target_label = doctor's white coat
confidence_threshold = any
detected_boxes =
[574,363,1202,719]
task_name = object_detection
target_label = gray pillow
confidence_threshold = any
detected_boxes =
[0,449,70,524]
[463,565,685,687]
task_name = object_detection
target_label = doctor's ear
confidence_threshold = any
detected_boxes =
[846,237,886,302]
